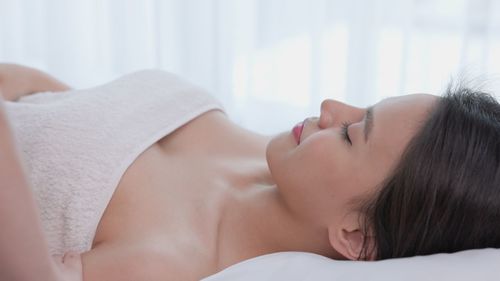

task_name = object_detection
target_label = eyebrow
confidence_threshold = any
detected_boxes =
[363,105,374,143]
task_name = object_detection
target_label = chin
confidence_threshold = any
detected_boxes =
[265,131,293,159]
[265,131,296,183]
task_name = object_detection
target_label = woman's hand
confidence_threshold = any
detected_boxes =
[0,63,70,101]
[52,252,83,281]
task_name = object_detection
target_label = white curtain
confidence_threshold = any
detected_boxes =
[1,0,500,134]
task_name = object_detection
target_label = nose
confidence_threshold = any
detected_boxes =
[318,99,362,129]
[319,99,340,129]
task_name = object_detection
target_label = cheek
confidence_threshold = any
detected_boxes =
[300,140,366,216]
[266,132,361,222]
[302,137,345,178]
[289,134,354,194]
[295,141,351,217]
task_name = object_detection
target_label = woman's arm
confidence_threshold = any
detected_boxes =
[0,96,81,281]
[0,63,71,101]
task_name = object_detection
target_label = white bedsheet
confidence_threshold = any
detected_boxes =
[202,249,500,281]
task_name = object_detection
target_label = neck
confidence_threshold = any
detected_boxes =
[216,180,344,270]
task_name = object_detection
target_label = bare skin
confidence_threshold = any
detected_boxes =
[1,64,438,280]
[83,110,283,280]
[82,93,437,280]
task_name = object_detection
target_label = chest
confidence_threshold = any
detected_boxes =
[90,110,269,275]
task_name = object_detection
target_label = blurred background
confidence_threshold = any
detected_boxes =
[1,0,500,134]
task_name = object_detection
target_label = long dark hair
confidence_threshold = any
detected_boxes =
[359,84,500,260]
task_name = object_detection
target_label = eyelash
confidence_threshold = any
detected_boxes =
[341,121,352,145]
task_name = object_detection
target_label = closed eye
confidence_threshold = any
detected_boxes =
[341,121,352,145]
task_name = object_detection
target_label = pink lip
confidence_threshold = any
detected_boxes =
[292,121,305,144]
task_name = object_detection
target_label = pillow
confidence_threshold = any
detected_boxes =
[201,249,500,281]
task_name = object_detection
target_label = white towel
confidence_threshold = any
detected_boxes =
[4,70,225,254]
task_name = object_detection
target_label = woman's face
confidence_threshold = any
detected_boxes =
[266,94,438,227]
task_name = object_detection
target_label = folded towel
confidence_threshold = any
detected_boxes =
[4,70,225,254]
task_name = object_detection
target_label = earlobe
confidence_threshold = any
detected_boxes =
[328,225,376,260]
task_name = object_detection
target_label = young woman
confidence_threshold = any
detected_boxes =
[1,63,499,281]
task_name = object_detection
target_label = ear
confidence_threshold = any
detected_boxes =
[327,216,376,260]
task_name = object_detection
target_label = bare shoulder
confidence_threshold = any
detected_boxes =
[158,107,269,158]
[0,63,71,101]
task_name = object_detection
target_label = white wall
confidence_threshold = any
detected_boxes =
[1,0,500,134]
